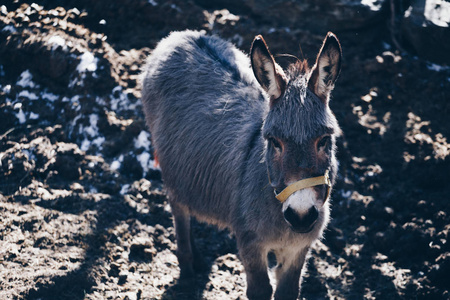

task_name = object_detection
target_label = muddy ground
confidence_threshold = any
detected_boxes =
[1,1,449,299]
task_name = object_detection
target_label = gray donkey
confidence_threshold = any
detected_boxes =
[141,30,342,300]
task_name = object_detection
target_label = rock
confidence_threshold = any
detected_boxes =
[401,0,450,64]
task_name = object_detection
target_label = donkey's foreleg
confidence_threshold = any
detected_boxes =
[237,234,273,300]
[274,247,309,300]
[170,200,196,280]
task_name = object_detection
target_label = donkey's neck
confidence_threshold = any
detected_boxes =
[239,128,281,204]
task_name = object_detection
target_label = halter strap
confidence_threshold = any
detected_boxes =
[274,170,331,203]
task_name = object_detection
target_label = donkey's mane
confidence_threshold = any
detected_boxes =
[287,59,310,79]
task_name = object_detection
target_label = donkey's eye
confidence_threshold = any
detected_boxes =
[318,136,331,149]
[269,138,282,152]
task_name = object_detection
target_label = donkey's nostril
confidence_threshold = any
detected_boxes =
[283,206,319,233]
[283,207,300,227]
[304,206,319,227]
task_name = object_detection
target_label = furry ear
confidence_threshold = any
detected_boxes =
[251,35,287,105]
[308,32,342,103]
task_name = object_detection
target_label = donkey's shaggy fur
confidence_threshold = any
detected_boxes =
[141,30,342,300]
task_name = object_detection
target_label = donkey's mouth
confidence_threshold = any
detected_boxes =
[287,221,317,234]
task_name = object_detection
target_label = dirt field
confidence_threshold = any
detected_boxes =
[1,1,449,299]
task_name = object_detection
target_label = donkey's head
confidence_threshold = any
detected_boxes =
[251,33,342,233]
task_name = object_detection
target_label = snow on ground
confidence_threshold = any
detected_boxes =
[134,131,151,150]
[16,70,36,88]
[48,35,67,51]
[1,62,156,182]
[77,51,98,73]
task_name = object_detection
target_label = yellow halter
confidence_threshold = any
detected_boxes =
[274,170,331,203]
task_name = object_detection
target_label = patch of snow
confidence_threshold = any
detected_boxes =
[134,131,151,150]
[16,109,26,124]
[111,154,124,171]
[68,77,78,88]
[3,84,11,94]
[13,102,22,110]
[70,52,99,87]
[16,70,36,88]
[2,25,16,33]
[427,63,450,72]
[120,184,130,195]
[48,35,67,51]
[361,0,383,11]
[85,114,99,137]
[42,92,59,102]
[69,114,82,138]
[111,160,121,171]
[18,90,38,100]
[99,19,106,25]
[112,86,122,94]
[425,0,450,27]
[92,136,105,148]
[79,114,104,151]
[136,151,156,174]
[95,96,106,106]
[22,149,36,161]
[80,139,91,151]
[29,112,39,119]
[148,0,158,6]
[110,86,139,113]
[77,52,98,73]
[70,95,80,106]
[340,190,352,199]
[1,5,8,15]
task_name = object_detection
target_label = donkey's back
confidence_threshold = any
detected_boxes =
[141,31,266,225]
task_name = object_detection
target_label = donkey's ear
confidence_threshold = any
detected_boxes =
[308,32,342,103]
[251,35,287,105]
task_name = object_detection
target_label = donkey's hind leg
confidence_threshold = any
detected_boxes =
[169,199,196,280]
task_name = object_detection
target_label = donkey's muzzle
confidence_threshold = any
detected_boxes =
[283,206,319,233]
[275,170,331,203]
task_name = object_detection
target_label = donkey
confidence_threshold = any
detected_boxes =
[141,30,342,300]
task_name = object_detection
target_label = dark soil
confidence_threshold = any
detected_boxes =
[1,1,449,299]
